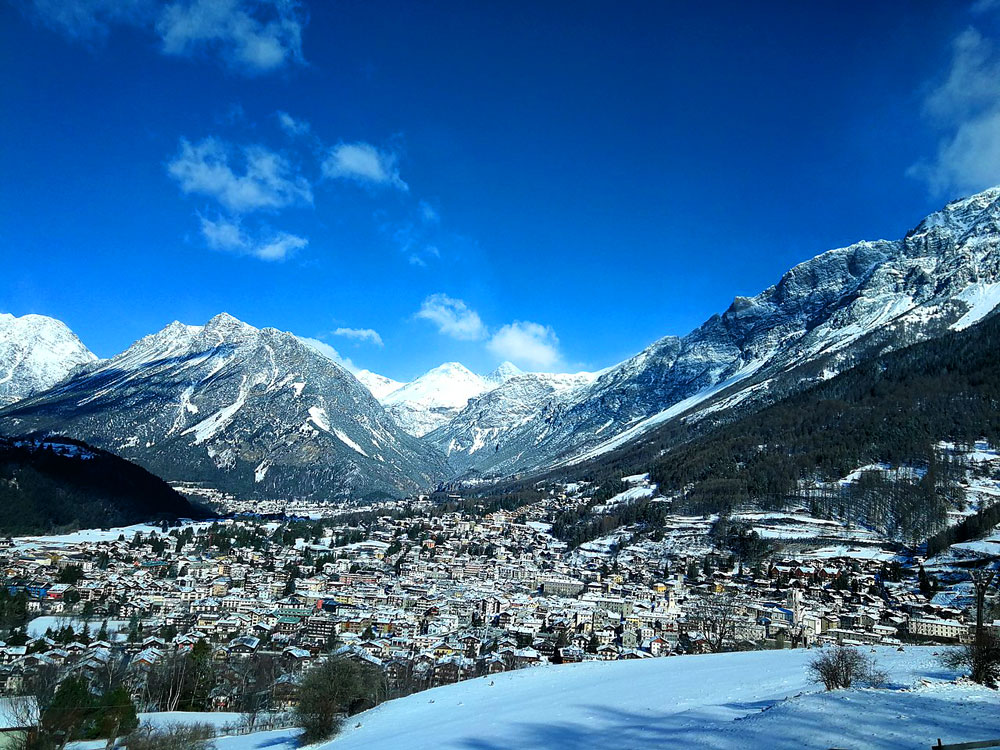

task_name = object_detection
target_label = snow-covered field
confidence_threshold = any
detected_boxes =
[64,647,998,749]
[12,520,213,550]
[27,616,131,640]
[302,647,994,750]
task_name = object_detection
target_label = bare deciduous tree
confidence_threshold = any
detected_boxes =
[691,592,746,653]
[941,566,999,686]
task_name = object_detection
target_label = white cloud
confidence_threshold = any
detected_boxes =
[333,327,384,347]
[407,245,440,267]
[295,336,357,372]
[157,0,305,72]
[168,137,312,213]
[200,215,245,249]
[910,23,1000,195]
[26,0,305,74]
[487,321,561,371]
[253,232,308,260]
[199,216,306,261]
[277,110,310,137]
[322,142,408,190]
[415,294,487,340]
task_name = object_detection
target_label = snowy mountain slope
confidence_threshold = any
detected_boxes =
[433,186,1000,477]
[381,362,490,437]
[294,647,991,750]
[0,313,96,407]
[0,313,447,501]
[427,370,597,473]
[376,361,524,437]
[354,369,406,400]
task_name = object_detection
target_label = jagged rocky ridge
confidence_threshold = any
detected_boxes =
[0,314,446,501]
[428,187,1000,478]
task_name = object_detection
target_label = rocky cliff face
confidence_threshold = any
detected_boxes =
[431,188,1000,477]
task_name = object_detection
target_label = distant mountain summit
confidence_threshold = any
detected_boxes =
[364,360,526,437]
[0,313,96,407]
[380,362,494,437]
[0,313,446,501]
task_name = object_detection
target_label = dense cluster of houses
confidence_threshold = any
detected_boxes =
[0,494,987,712]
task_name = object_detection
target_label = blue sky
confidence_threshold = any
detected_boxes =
[2,1,1000,381]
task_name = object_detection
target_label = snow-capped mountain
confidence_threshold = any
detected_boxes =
[355,369,406,400]
[432,187,1000,477]
[427,370,596,473]
[0,313,96,407]
[5,188,1000,499]
[0,313,446,501]
[380,362,497,437]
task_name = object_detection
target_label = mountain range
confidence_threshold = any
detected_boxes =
[3,187,1000,502]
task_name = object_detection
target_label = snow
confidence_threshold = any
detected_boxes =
[951,280,1000,330]
[0,312,96,406]
[623,472,650,484]
[355,369,406,400]
[591,484,655,513]
[12,520,212,550]
[287,647,994,750]
[563,357,767,465]
[27,616,131,639]
[308,406,331,432]
[333,428,369,458]
[381,362,492,437]
[183,374,250,444]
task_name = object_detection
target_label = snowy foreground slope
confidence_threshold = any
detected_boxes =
[141,647,999,750]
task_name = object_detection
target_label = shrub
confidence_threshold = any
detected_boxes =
[125,723,215,750]
[295,656,383,743]
[808,645,888,690]
[939,630,1000,687]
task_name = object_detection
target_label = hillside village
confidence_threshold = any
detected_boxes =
[0,476,992,720]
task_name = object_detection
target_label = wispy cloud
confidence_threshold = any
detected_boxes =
[277,110,310,137]
[168,137,312,213]
[415,294,487,340]
[909,16,1000,195]
[199,216,307,261]
[24,0,306,74]
[487,321,561,370]
[157,0,305,73]
[332,327,384,347]
[322,142,408,190]
[25,0,155,40]
[168,135,311,261]
[418,200,439,224]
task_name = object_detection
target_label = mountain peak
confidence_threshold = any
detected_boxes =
[202,312,258,338]
[486,361,523,383]
[0,312,96,407]
[428,361,477,377]
[910,185,1000,240]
